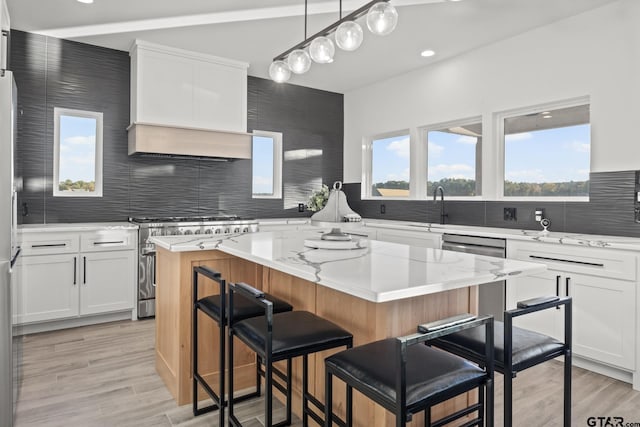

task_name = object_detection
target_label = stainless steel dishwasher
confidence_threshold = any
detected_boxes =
[441,233,507,321]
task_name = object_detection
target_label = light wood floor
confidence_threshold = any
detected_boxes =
[13,319,640,426]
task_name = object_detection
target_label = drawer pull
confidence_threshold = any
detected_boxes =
[93,241,125,245]
[555,275,561,310]
[529,255,604,267]
[31,243,66,248]
[566,277,570,297]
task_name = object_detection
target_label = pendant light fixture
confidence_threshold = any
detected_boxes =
[269,0,398,82]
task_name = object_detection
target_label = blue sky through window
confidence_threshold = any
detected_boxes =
[372,134,410,185]
[505,124,590,183]
[252,135,274,195]
[59,115,97,183]
[427,131,477,182]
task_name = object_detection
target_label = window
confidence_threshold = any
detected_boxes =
[502,102,590,199]
[53,108,103,197]
[365,132,410,198]
[252,131,282,198]
[426,118,482,197]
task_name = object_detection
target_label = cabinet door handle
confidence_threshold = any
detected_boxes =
[73,257,77,285]
[83,256,87,284]
[555,275,561,309]
[565,277,570,297]
[529,255,604,267]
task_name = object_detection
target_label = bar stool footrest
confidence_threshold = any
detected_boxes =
[431,402,483,427]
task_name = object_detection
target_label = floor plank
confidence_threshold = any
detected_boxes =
[13,319,640,426]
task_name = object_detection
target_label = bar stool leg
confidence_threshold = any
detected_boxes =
[219,312,226,427]
[346,383,352,427]
[192,302,198,416]
[564,350,571,427]
[303,355,309,427]
[478,383,485,426]
[265,353,273,427]
[424,407,431,427]
[228,330,236,425]
[286,358,292,425]
[324,369,334,427]
[504,371,513,427]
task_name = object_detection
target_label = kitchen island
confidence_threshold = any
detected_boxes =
[151,229,546,426]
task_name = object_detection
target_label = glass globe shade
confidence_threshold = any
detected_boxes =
[309,36,335,64]
[268,60,291,83]
[366,2,398,36]
[287,49,311,74]
[335,21,364,51]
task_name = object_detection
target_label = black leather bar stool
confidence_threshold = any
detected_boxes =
[227,281,353,427]
[191,266,293,426]
[325,314,495,427]
[426,296,572,426]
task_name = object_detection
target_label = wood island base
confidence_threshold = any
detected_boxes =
[155,247,479,427]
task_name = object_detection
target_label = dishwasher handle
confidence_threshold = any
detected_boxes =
[441,242,506,258]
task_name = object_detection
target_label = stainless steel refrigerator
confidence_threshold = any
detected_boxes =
[1,69,21,427]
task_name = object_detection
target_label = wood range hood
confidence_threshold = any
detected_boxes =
[127,123,252,159]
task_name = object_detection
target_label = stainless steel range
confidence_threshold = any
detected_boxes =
[129,216,259,319]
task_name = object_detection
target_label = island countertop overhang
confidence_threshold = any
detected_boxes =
[150,230,547,303]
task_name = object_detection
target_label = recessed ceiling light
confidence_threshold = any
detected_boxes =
[420,49,436,57]
[77,0,94,4]
[541,111,551,115]
[543,115,552,119]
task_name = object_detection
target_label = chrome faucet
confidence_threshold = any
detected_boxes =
[433,186,448,225]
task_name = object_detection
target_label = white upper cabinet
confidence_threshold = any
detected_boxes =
[130,40,248,133]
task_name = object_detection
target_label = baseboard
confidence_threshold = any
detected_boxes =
[16,310,134,335]
[572,355,633,384]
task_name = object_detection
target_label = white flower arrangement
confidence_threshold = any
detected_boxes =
[306,184,330,212]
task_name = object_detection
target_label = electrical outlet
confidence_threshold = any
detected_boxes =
[298,203,305,213]
[535,208,544,222]
[504,207,517,221]
[380,204,386,214]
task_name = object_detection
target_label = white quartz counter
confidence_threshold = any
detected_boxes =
[151,230,546,303]
[362,220,640,251]
[19,222,138,233]
[259,218,640,252]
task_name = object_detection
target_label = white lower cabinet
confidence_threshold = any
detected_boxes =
[15,228,136,326]
[80,251,136,316]
[15,254,79,324]
[507,240,637,370]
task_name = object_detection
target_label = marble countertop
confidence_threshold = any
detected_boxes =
[361,220,640,251]
[19,222,138,233]
[150,230,547,303]
[256,218,640,251]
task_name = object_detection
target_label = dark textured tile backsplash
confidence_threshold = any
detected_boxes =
[11,31,640,237]
[11,30,343,224]
[343,169,640,238]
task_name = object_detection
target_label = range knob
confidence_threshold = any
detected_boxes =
[224,228,230,234]
[242,227,248,233]
[194,229,201,235]
[205,229,213,234]
[233,227,240,233]
[214,228,221,234]
[184,230,193,235]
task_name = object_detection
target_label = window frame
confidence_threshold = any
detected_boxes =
[361,129,412,200]
[53,107,104,198]
[420,116,484,201]
[496,96,590,202]
[251,130,283,199]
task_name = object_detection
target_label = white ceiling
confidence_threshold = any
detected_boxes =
[7,0,618,93]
